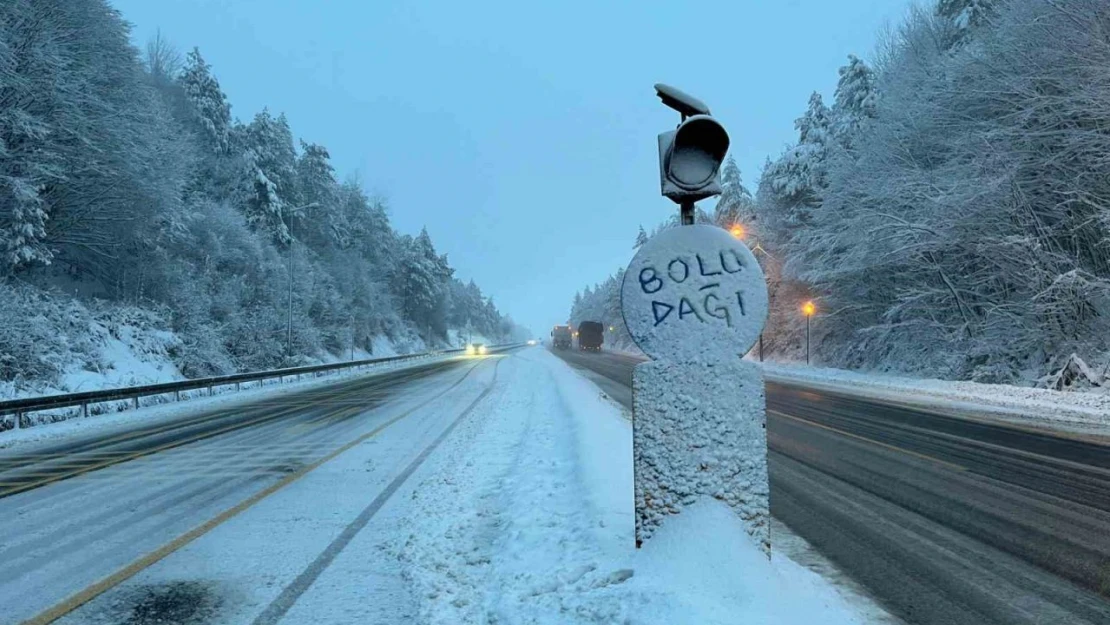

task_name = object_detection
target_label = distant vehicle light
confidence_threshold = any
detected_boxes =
[527,339,537,346]
[465,344,477,355]
[478,344,488,355]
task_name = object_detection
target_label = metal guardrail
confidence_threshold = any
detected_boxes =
[0,343,524,431]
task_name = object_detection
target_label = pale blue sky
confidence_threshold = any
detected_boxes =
[112,0,915,335]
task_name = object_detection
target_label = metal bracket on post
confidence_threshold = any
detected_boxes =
[680,201,695,226]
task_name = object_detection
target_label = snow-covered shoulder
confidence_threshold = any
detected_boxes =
[389,348,871,624]
[763,361,1110,437]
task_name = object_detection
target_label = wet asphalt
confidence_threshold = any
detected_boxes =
[554,347,1110,625]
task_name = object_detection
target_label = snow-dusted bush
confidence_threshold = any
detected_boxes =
[0,285,80,386]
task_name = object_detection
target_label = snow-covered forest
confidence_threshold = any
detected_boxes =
[0,0,525,397]
[574,0,1110,386]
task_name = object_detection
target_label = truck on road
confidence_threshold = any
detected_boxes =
[577,321,604,352]
[551,325,573,349]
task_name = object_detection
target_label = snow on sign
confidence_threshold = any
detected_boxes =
[621,224,768,364]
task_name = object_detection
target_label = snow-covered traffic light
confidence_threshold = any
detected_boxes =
[654,84,730,217]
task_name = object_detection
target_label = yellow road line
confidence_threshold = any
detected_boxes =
[20,360,483,625]
[770,409,968,472]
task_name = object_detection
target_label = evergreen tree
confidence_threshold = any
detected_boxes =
[179,48,231,154]
[294,140,339,248]
[937,0,997,40]
[764,92,832,226]
[713,156,755,229]
[0,9,61,270]
[634,226,648,248]
[241,109,297,244]
[394,228,453,338]
[831,55,879,145]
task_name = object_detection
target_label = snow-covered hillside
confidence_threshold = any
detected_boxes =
[0,1,527,400]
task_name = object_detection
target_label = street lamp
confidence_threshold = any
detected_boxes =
[802,301,816,365]
[284,202,320,359]
[729,223,745,239]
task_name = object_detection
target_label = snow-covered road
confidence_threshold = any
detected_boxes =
[3,347,875,625]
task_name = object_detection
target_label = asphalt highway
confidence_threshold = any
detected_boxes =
[554,347,1110,625]
[0,355,490,625]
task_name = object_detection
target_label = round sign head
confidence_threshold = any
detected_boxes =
[621,224,768,363]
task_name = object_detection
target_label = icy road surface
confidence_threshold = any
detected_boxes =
[1,347,873,625]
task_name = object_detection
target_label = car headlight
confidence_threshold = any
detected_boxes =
[466,345,476,355]
[478,345,488,355]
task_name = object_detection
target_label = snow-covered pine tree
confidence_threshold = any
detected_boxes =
[241,110,298,244]
[0,8,61,270]
[712,156,755,229]
[393,228,454,339]
[763,92,832,232]
[294,140,341,249]
[179,48,232,155]
[831,55,879,146]
[937,0,998,42]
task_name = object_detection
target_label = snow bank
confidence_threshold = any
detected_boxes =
[629,498,868,625]
[390,349,869,624]
[59,322,182,393]
[764,361,1110,435]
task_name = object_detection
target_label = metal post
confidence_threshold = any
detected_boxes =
[759,333,764,362]
[806,316,810,365]
[680,201,695,226]
[235,381,240,392]
[133,397,139,410]
[14,412,21,430]
[174,389,180,402]
[286,227,295,360]
[83,403,89,418]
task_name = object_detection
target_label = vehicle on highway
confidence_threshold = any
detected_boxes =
[466,343,487,356]
[551,325,573,349]
[576,321,604,352]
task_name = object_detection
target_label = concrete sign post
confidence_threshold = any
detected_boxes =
[622,223,770,552]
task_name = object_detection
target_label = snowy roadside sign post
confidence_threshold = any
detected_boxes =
[622,85,770,552]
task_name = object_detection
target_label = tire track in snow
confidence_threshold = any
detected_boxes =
[250,358,504,625]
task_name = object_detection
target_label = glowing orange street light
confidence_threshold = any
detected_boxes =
[802,301,816,365]
[729,223,745,239]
